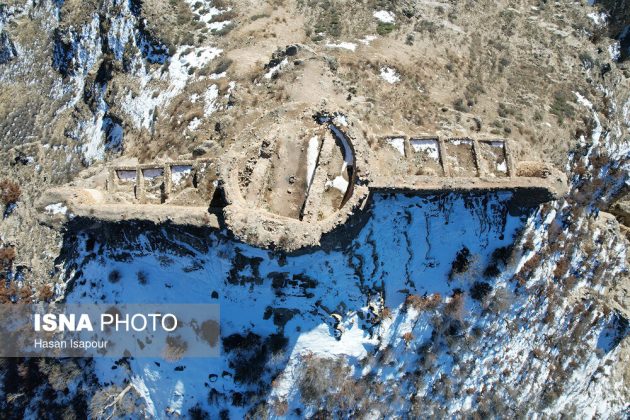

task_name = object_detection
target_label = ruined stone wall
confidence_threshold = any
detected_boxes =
[37,128,567,251]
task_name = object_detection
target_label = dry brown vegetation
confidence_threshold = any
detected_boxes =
[514,253,543,286]
[0,246,16,269]
[0,281,32,304]
[405,293,441,312]
[553,257,570,280]
[37,284,54,302]
[163,335,189,361]
[140,0,198,49]
[0,179,21,206]
[295,352,386,417]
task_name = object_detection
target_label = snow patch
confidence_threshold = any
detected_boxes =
[608,41,621,61]
[386,137,406,156]
[358,35,378,45]
[450,138,473,146]
[325,42,357,51]
[131,376,156,417]
[117,170,137,181]
[209,71,226,79]
[373,10,395,24]
[575,92,602,146]
[326,175,349,193]
[184,0,232,32]
[292,315,372,358]
[63,191,568,417]
[107,5,135,61]
[203,84,219,117]
[172,166,192,185]
[410,139,439,161]
[187,117,202,131]
[121,46,222,129]
[306,136,320,188]
[587,12,607,26]
[333,114,348,127]
[380,66,400,84]
[44,203,67,215]
[77,85,108,164]
[264,57,288,79]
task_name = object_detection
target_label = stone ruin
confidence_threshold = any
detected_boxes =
[38,110,567,251]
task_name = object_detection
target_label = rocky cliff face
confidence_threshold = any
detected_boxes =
[0,31,17,64]
[0,0,231,167]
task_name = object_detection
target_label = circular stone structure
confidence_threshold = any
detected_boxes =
[221,105,370,251]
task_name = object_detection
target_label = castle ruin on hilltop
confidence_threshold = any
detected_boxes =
[38,111,567,251]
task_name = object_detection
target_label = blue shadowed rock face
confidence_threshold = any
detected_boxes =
[0,31,17,64]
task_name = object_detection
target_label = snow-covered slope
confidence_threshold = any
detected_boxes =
[52,182,628,417]
[58,191,524,416]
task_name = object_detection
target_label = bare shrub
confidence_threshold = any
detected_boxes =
[163,335,188,361]
[0,281,32,303]
[108,269,121,283]
[213,58,233,74]
[17,286,32,302]
[0,282,15,303]
[298,353,350,405]
[37,359,81,392]
[272,399,288,416]
[522,231,535,251]
[37,284,54,302]
[445,291,465,321]
[136,270,148,285]
[484,246,512,277]
[0,180,20,205]
[0,246,16,270]
[543,303,556,324]
[547,219,565,244]
[188,405,210,419]
[405,293,441,311]
[470,281,492,302]
[449,247,471,279]
[531,348,545,360]
[425,293,442,310]
[520,253,542,278]
[553,257,570,280]
[295,352,375,416]
[563,275,578,289]
[89,384,146,418]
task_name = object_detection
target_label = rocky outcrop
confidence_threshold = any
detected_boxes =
[49,0,180,164]
[596,0,630,62]
[0,31,17,64]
